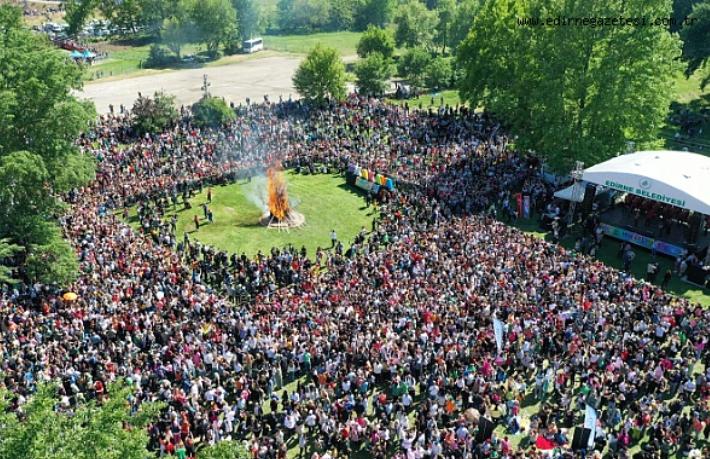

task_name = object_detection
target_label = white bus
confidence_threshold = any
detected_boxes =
[243,38,264,53]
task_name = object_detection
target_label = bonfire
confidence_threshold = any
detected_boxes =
[267,163,290,221]
[260,162,305,229]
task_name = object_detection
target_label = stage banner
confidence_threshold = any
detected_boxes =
[355,177,380,193]
[523,195,531,218]
[583,404,597,448]
[493,317,504,354]
[599,223,686,258]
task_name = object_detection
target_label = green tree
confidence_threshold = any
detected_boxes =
[425,56,452,90]
[277,0,331,33]
[0,5,95,190]
[355,52,394,96]
[192,95,236,127]
[234,0,262,40]
[393,0,437,49]
[293,44,347,104]
[25,228,79,286]
[398,46,432,90]
[0,152,60,246]
[457,0,681,171]
[449,0,479,52]
[161,4,197,60]
[132,91,179,134]
[197,440,250,459]
[434,0,456,54]
[357,25,395,58]
[99,0,144,33]
[190,0,238,55]
[0,381,164,459]
[0,238,21,284]
[672,0,704,32]
[65,0,98,36]
[355,0,393,29]
[327,0,357,31]
[0,6,95,284]
[681,2,710,88]
[141,0,178,34]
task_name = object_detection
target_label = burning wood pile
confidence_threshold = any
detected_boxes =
[259,162,305,229]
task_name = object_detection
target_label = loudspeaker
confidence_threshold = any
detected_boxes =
[571,427,591,451]
[476,417,495,442]
[688,212,702,243]
[580,183,597,216]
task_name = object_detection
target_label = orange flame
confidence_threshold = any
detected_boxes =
[267,162,290,221]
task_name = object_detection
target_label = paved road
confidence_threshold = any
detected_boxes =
[80,54,303,113]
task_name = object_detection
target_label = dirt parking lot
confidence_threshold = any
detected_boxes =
[80,54,303,113]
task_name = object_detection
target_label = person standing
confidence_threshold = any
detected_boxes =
[194,214,200,231]
[330,229,337,248]
[661,268,673,289]
[207,187,213,203]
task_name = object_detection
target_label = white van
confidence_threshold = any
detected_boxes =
[242,37,264,53]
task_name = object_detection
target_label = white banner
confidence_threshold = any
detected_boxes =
[583,404,597,448]
[493,317,504,354]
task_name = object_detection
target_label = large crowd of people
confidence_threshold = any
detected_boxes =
[1,95,709,459]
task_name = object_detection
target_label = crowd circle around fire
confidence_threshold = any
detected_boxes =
[1,95,709,459]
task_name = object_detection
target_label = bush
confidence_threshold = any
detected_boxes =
[425,56,453,91]
[145,43,177,68]
[355,52,393,97]
[398,47,431,90]
[132,91,179,135]
[192,95,236,128]
[223,39,241,56]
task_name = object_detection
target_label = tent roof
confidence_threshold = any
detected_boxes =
[582,150,710,215]
[554,183,585,202]
[553,181,603,203]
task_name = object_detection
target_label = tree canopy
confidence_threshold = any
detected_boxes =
[355,0,393,30]
[190,0,238,56]
[0,238,21,285]
[681,1,710,88]
[0,4,95,284]
[355,51,394,96]
[394,0,438,49]
[457,0,682,171]
[357,25,395,59]
[192,95,236,127]
[293,45,347,105]
[132,91,179,134]
[398,46,432,90]
[0,381,164,459]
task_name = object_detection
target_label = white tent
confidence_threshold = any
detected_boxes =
[553,181,603,203]
[553,184,585,202]
[582,150,710,215]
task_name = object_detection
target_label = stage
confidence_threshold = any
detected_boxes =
[599,206,709,257]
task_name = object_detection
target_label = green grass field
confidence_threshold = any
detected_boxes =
[161,171,376,257]
[660,70,710,154]
[264,31,362,56]
[387,89,465,109]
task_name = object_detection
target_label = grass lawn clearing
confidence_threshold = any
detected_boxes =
[264,31,362,56]
[660,71,710,155]
[387,89,465,109]
[137,171,376,258]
